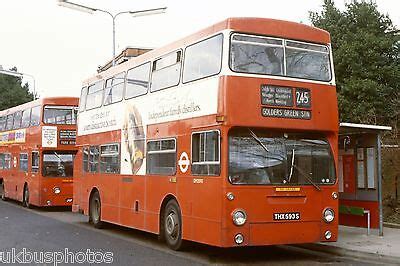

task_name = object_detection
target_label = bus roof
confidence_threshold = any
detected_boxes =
[0,97,79,116]
[84,17,331,84]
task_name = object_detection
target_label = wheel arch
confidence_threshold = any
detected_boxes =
[88,187,100,215]
[159,194,180,238]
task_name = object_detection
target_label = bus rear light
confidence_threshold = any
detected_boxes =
[46,200,51,206]
[234,233,244,245]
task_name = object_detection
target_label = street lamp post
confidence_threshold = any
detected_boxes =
[0,66,36,99]
[58,1,167,66]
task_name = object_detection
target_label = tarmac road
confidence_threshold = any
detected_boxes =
[0,200,388,265]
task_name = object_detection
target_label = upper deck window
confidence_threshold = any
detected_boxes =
[21,108,31,128]
[151,51,181,92]
[30,106,41,126]
[104,72,125,105]
[230,33,332,82]
[13,111,22,130]
[5,114,14,131]
[183,34,223,83]
[79,87,87,112]
[0,117,6,131]
[125,62,150,99]
[43,105,78,125]
[86,81,104,110]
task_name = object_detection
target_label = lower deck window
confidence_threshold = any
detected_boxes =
[32,151,39,173]
[0,153,11,169]
[192,131,220,175]
[100,144,120,174]
[89,146,100,173]
[19,153,28,172]
[3,154,11,170]
[42,151,75,177]
[147,139,176,175]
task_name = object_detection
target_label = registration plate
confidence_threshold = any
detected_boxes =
[273,212,300,221]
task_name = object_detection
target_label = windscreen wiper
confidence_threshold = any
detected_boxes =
[53,151,65,163]
[248,129,270,153]
[291,164,321,191]
[288,149,295,182]
[248,128,289,184]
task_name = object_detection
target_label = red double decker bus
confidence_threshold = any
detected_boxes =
[0,97,78,207]
[73,17,338,250]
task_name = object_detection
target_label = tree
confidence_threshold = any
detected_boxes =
[0,67,34,111]
[310,0,400,133]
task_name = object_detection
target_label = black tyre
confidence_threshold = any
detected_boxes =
[23,185,31,208]
[163,200,184,250]
[1,182,6,201]
[89,191,103,229]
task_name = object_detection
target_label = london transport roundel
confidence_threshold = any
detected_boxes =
[178,152,190,173]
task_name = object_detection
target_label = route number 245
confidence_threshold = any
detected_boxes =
[295,90,311,107]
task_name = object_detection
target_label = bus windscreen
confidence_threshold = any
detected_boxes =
[228,129,336,186]
[42,151,75,177]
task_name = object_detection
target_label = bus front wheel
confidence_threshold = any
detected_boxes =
[23,185,31,208]
[89,191,104,229]
[163,200,184,250]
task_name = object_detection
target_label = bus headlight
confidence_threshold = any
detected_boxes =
[323,208,334,223]
[53,187,61,194]
[232,210,247,226]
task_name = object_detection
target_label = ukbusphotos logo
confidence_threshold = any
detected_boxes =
[0,248,113,265]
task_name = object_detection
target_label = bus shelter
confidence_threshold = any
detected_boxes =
[338,123,392,236]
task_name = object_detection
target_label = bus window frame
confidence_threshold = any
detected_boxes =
[226,128,337,186]
[79,86,88,113]
[82,146,89,174]
[42,105,78,125]
[30,105,42,127]
[146,138,177,176]
[182,33,224,84]
[228,32,333,83]
[19,153,28,172]
[4,153,11,170]
[85,80,105,111]
[31,151,39,173]
[13,111,22,130]
[88,145,100,173]
[124,62,151,100]
[99,143,121,174]
[191,129,221,176]
[0,116,6,131]
[5,114,14,131]
[150,49,183,93]
[21,108,32,128]
[104,72,126,106]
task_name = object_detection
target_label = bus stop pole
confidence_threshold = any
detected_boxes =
[377,133,384,236]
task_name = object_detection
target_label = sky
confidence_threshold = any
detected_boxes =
[0,0,398,98]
